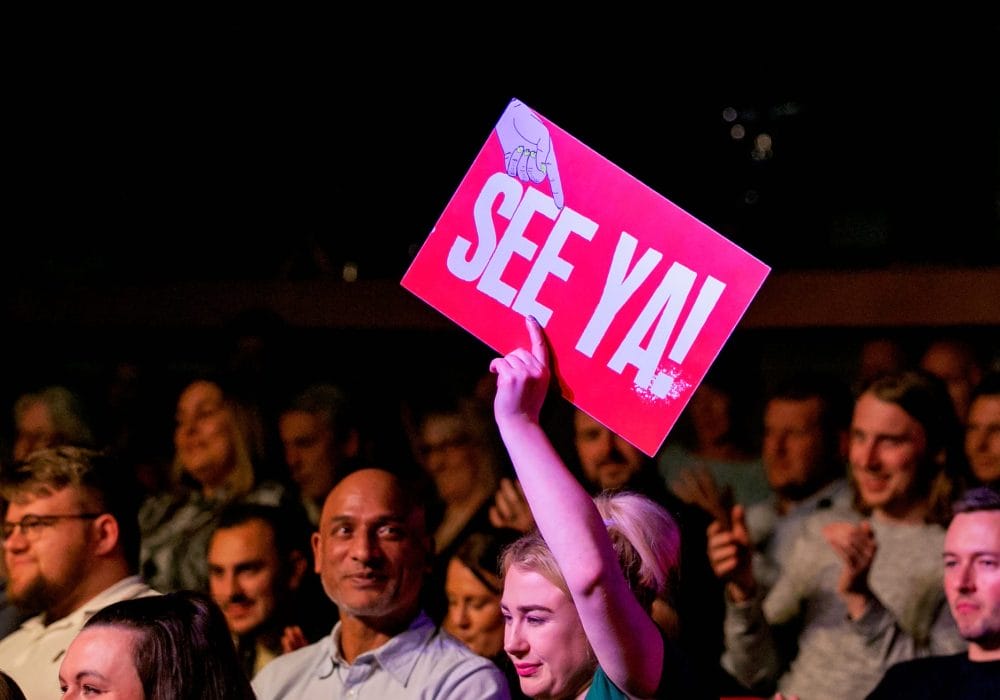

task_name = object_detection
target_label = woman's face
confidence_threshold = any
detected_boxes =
[174,381,236,488]
[443,557,504,658]
[501,566,594,700]
[59,626,145,699]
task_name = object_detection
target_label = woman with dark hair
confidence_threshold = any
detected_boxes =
[0,672,26,700]
[58,590,256,699]
[444,529,530,699]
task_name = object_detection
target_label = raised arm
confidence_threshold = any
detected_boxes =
[490,316,663,697]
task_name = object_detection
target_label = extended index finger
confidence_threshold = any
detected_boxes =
[526,315,547,364]
[545,145,564,209]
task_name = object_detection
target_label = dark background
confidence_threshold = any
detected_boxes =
[3,14,998,463]
[6,14,999,288]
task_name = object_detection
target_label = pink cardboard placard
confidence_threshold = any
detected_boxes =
[402,98,770,456]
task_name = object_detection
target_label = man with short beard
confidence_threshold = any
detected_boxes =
[0,447,158,700]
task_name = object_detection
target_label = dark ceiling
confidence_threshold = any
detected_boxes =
[7,15,999,289]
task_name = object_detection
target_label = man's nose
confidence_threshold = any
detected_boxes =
[958,562,977,592]
[350,530,379,561]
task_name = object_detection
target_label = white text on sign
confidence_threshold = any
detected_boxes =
[446,174,726,399]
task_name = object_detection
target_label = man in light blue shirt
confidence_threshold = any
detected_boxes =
[252,467,509,698]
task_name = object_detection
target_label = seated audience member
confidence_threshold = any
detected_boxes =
[854,336,910,393]
[3,386,99,640]
[410,394,519,622]
[59,590,255,699]
[681,372,854,592]
[710,369,968,699]
[920,336,986,424]
[251,467,509,698]
[0,671,25,700]
[0,447,158,700]
[278,383,361,526]
[659,356,770,507]
[139,377,298,592]
[866,487,999,698]
[207,501,336,678]
[10,385,96,462]
[490,316,708,698]
[443,530,528,699]
[963,371,1000,492]
[489,387,732,693]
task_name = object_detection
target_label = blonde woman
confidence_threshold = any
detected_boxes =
[139,377,295,592]
[491,317,703,699]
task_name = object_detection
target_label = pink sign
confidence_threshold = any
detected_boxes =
[402,98,770,456]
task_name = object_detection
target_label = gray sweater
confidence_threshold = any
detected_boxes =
[723,508,967,700]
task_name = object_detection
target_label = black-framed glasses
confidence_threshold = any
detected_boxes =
[1,513,103,541]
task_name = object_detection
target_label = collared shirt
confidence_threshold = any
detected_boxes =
[252,611,510,699]
[0,575,159,700]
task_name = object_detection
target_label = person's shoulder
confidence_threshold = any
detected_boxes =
[424,627,509,681]
[252,637,330,687]
[868,653,968,698]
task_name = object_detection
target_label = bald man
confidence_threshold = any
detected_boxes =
[252,468,509,698]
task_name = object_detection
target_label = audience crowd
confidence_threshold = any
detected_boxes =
[0,326,997,699]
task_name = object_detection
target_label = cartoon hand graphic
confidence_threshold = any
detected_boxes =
[495,98,564,209]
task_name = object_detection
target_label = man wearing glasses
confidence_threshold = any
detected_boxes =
[0,446,158,700]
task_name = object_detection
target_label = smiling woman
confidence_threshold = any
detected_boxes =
[138,376,302,593]
[491,317,702,699]
[59,591,254,700]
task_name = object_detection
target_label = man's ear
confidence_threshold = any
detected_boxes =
[287,550,309,591]
[92,513,120,557]
[311,532,322,575]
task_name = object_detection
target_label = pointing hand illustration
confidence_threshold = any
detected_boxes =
[495,98,564,209]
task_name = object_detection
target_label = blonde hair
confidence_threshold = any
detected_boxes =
[171,381,257,497]
[500,490,680,611]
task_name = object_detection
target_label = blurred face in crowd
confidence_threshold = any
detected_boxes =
[688,383,733,447]
[3,485,103,621]
[965,394,1000,484]
[174,381,236,490]
[13,400,56,462]
[419,413,482,505]
[848,391,928,520]
[574,410,644,491]
[444,557,504,658]
[209,518,295,637]
[313,469,429,625]
[59,625,144,699]
[280,410,338,502]
[921,342,982,422]
[943,509,1000,660]
[501,566,594,699]
[763,397,841,500]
